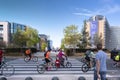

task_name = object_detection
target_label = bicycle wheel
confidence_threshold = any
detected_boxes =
[32,56,38,62]
[52,63,58,70]
[66,62,72,68]
[1,64,15,76]
[81,63,89,72]
[24,56,30,62]
[37,64,45,74]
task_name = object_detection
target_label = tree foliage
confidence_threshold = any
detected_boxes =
[41,42,47,52]
[13,28,27,47]
[24,27,39,47]
[60,39,65,49]
[13,27,39,48]
[0,41,6,48]
[93,33,103,46]
[63,25,81,48]
[81,20,91,48]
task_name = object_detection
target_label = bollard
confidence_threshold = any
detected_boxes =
[25,77,33,80]
[78,76,86,80]
[51,77,59,80]
[0,77,7,80]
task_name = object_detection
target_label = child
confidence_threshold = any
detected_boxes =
[55,57,60,68]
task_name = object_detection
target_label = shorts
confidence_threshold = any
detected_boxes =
[45,58,50,63]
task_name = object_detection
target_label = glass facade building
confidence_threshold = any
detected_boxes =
[86,15,120,50]
[0,21,26,44]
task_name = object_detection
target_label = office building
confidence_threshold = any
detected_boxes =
[0,21,26,45]
[85,15,111,49]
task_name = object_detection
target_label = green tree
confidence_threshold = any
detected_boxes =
[13,28,27,47]
[60,39,65,49]
[81,20,91,48]
[93,33,103,46]
[41,42,47,52]
[24,27,39,47]
[63,25,81,54]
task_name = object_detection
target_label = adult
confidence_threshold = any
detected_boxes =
[57,49,67,67]
[94,43,107,80]
[44,49,52,70]
[25,48,32,60]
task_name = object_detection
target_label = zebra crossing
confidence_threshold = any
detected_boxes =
[0,57,95,80]
[6,57,93,75]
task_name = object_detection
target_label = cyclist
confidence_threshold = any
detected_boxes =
[25,48,32,60]
[57,49,67,67]
[44,49,52,70]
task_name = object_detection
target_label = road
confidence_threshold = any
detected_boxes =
[0,52,120,80]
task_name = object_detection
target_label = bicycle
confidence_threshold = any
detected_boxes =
[24,56,38,62]
[59,57,72,68]
[65,60,72,68]
[37,59,57,74]
[81,58,95,72]
[0,57,15,76]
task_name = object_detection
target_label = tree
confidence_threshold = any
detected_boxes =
[0,41,6,48]
[24,27,39,47]
[60,39,65,49]
[41,42,47,52]
[93,33,103,46]
[13,28,27,47]
[81,20,91,48]
[63,25,81,54]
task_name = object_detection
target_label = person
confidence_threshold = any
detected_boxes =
[57,49,67,67]
[111,48,118,60]
[0,48,3,67]
[84,50,91,67]
[25,48,32,60]
[89,50,96,69]
[94,43,107,80]
[55,57,60,68]
[44,49,52,70]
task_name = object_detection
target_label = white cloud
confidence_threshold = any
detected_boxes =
[73,5,120,17]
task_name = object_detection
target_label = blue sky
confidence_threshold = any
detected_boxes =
[0,0,120,48]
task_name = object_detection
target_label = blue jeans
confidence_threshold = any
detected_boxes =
[94,70,106,80]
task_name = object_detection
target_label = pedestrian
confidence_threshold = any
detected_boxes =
[94,43,107,80]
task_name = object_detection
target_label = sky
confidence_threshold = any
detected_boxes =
[0,0,120,48]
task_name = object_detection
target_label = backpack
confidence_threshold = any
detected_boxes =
[44,52,47,57]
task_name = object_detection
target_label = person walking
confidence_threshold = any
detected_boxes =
[94,43,107,80]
